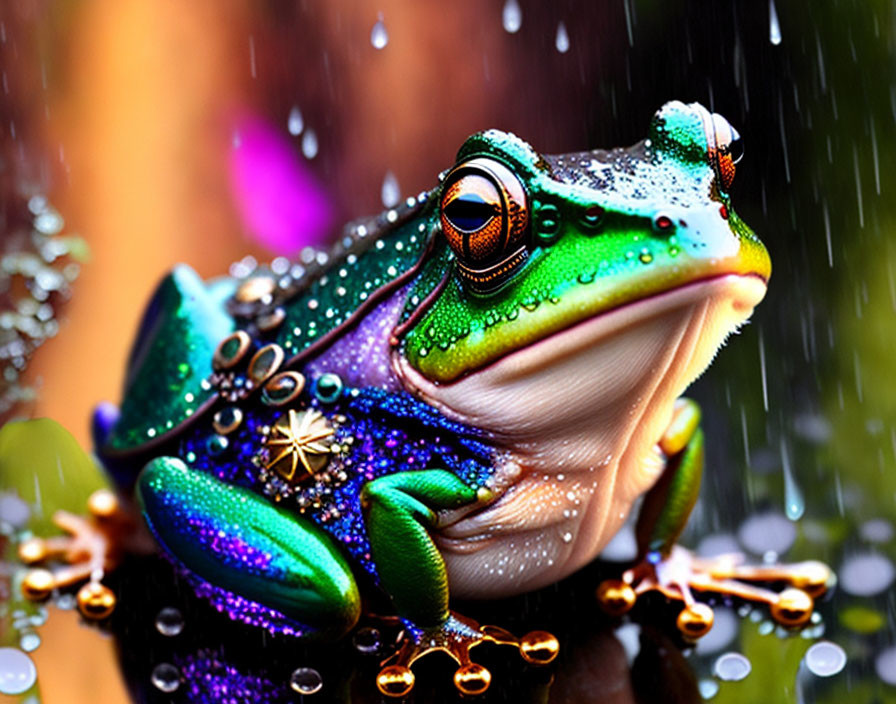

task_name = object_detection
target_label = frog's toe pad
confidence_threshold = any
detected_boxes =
[596,546,834,638]
[376,613,558,697]
[19,489,128,620]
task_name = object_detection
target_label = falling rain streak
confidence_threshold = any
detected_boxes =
[758,329,768,412]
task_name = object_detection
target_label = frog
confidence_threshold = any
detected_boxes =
[19,101,831,698]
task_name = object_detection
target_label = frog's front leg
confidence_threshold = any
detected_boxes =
[597,398,833,638]
[361,470,559,697]
[137,456,361,638]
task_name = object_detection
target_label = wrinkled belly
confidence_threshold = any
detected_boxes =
[435,466,638,599]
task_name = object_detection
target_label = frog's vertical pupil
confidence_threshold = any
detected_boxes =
[444,194,497,233]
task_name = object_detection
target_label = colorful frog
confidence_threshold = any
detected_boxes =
[20,101,830,697]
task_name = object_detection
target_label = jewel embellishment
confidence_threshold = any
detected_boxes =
[263,409,334,482]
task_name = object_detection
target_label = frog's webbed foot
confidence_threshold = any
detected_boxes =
[376,612,559,697]
[18,489,132,620]
[597,545,833,639]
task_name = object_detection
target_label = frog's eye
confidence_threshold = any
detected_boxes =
[440,157,529,293]
[702,111,742,191]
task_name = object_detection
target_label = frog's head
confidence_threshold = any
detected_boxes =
[394,101,769,448]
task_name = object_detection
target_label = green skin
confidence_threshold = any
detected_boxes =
[111,101,770,642]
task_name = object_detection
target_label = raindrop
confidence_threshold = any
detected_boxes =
[0,648,37,695]
[290,667,323,695]
[714,652,751,681]
[55,593,76,611]
[502,0,522,33]
[876,646,896,686]
[737,512,796,556]
[768,0,782,45]
[155,607,184,637]
[18,633,40,653]
[555,22,570,53]
[150,663,181,693]
[696,533,741,557]
[695,608,738,655]
[381,171,400,208]
[370,16,389,50]
[804,641,847,677]
[301,129,319,159]
[287,106,303,136]
[780,439,805,520]
[599,524,637,561]
[613,623,641,664]
[352,627,381,654]
[0,493,29,528]
[839,553,895,596]
[860,518,894,543]
[34,212,63,235]
[698,679,719,699]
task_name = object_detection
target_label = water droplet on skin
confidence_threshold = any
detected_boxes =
[290,667,323,695]
[502,0,522,33]
[381,171,400,208]
[804,641,847,677]
[839,553,895,596]
[151,663,180,693]
[0,647,37,695]
[155,607,184,636]
[301,129,318,159]
[768,0,782,45]
[370,17,389,49]
[287,106,303,136]
[555,22,570,53]
[714,652,751,681]
[353,627,381,654]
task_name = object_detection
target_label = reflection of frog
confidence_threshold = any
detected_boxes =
[22,101,830,697]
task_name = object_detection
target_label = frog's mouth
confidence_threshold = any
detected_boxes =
[394,273,766,444]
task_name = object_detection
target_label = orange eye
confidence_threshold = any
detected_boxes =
[440,158,529,293]
[697,109,743,191]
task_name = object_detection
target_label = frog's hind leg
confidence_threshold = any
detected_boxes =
[597,398,833,638]
[361,470,559,697]
[137,456,361,639]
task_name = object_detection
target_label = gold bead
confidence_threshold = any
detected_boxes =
[22,569,55,601]
[789,561,832,598]
[18,537,48,565]
[519,630,560,665]
[770,588,813,628]
[596,579,637,616]
[676,603,714,639]
[376,665,415,698]
[88,489,120,520]
[77,582,116,620]
[453,663,491,696]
